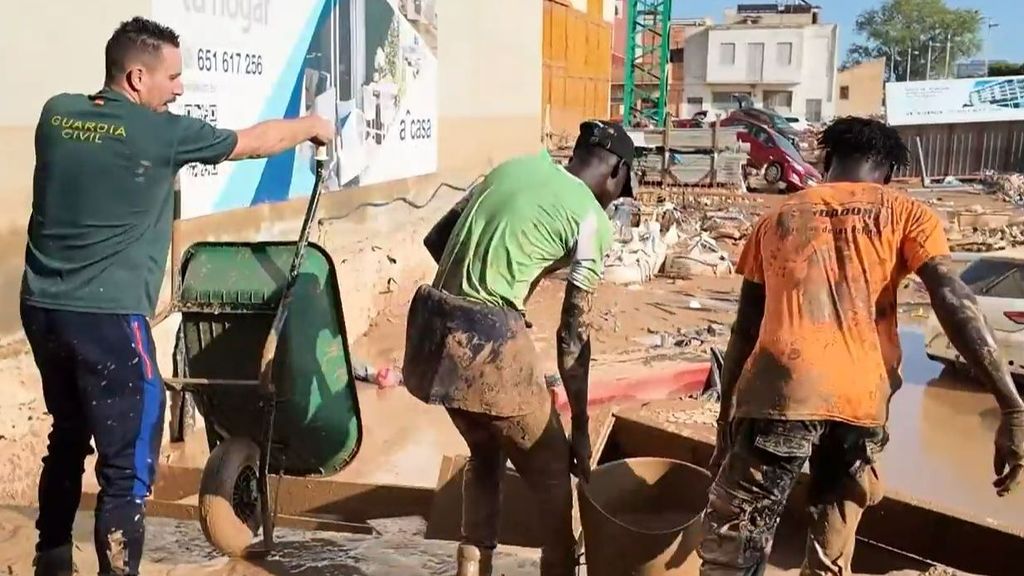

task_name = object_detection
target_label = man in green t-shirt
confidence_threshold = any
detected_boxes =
[404,121,635,576]
[22,17,333,576]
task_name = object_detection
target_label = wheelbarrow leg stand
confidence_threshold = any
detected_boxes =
[258,395,277,551]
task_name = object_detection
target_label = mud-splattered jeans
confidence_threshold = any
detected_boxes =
[22,304,165,576]
[448,401,576,576]
[698,419,887,576]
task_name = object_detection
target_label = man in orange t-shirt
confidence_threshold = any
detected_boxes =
[699,117,1024,576]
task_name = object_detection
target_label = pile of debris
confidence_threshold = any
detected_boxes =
[603,191,767,283]
[632,322,729,357]
[603,200,682,285]
[982,172,1024,206]
[949,225,1024,253]
[700,209,753,242]
[946,204,1024,253]
[662,204,757,278]
[652,400,721,428]
[662,233,735,279]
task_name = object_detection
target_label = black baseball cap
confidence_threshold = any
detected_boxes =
[576,120,636,198]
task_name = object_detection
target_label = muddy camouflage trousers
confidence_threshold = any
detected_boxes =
[699,419,887,576]
[448,402,576,576]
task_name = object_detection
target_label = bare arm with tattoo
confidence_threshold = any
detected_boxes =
[557,281,594,480]
[917,255,1024,496]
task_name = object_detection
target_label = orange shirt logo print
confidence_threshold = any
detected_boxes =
[735,183,950,426]
[50,115,127,144]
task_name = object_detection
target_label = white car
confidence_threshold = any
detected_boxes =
[784,115,813,132]
[924,255,1024,384]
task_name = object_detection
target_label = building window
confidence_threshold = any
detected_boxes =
[720,43,736,66]
[670,47,685,63]
[747,43,765,82]
[806,99,823,122]
[839,86,850,100]
[712,91,749,109]
[776,42,793,66]
[685,96,704,115]
[763,90,793,112]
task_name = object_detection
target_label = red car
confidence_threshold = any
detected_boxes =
[731,120,822,193]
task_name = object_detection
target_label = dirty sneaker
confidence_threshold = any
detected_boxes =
[32,544,78,576]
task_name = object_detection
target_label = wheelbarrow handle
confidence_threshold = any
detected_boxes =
[252,144,331,553]
[285,148,330,286]
[262,148,331,395]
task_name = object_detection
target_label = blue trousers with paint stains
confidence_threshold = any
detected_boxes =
[21,303,165,576]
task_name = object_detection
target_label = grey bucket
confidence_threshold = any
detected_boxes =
[578,457,712,576]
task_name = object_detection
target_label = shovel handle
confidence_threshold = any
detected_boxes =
[315,145,328,161]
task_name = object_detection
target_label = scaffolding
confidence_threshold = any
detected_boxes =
[622,0,672,127]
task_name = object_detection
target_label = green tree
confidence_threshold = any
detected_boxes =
[988,62,1024,77]
[844,0,981,81]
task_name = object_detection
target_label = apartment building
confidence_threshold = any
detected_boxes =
[681,3,839,122]
[956,59,1002,79]
[836,58,886,118]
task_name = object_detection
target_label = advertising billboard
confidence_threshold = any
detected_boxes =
[886,76,1024,127]
[154,0,439,218]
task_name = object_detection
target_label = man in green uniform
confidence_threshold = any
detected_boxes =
[22,17,333,576]
[404,121,635,576]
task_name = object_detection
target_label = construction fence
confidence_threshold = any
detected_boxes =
[895,121,1024,180]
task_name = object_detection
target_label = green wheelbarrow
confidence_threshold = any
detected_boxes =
[163,147,363,557]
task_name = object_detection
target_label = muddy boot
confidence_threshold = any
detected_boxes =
[456,544,494,576]
[479,548,493,576]
[33,544,78,576]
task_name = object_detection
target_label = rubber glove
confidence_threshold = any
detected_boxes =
[994,408,1024,497]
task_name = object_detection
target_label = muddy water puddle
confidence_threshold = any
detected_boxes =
[885,330,1024,530]
[0,508,541,575]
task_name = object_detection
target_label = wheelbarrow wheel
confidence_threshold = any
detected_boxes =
[199,437,263,557]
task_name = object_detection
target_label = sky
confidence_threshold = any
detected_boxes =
[672,0,1024,62]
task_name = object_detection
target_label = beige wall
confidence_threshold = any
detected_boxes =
[837,58,886,118]
[0,0,543,344]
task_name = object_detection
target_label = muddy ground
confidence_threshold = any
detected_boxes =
[0,507,964,575]
[0,186,1019,574]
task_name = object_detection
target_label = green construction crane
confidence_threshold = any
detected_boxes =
[622,0,672,128]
